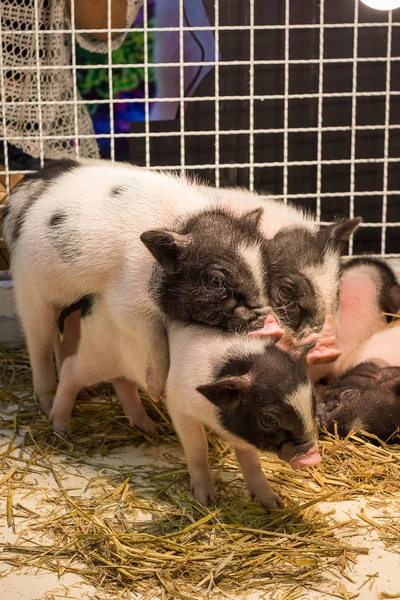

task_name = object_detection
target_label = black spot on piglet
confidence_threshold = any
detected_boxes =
[110,185,126,197]
[47,211,81,263]
[58,294,97,335]
[49,212,67,228]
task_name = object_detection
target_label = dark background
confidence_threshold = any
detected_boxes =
[130,0,400,255]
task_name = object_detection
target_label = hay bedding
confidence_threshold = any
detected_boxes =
[1,348,400,600]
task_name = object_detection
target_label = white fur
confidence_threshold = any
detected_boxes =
[200,185,316,239]
[304,249,340,330]
[6,162,322,409]
[285,382,315,439]
[237,242,268,306]
[49,302,284,507]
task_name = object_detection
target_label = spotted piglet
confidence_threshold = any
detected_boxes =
[3,159,282,415]
[51,293,320,507]
[203,184,362,365]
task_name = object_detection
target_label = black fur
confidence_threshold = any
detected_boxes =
[267,218,361,336]
[144,208,272,333]
[22,158,79,185]
[9,159,79,245]
[268,227,323,335]
[110,185,126,196]
[317,361,400,443]
[58,294,96,335]
[218,354,258,378]
[197,344,316,462]
[48,212,81,263]
[49,211,67,228]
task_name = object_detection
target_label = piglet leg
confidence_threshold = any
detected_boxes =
[112,377,161,435]
[13,278,58,416]
[235,445,284,509]
[53,310,96,401]
[49,355,84,432]
[109,292,170,403]
[170,412,216,504]
[145,327,170,402]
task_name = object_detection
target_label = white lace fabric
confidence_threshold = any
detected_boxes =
[0,0,141,161]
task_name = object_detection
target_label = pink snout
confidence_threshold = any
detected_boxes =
[248,315,285,340]
[289,445,321,470]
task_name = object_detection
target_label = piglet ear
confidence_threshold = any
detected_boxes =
[319,217,362,251]
[140,230,192,274]
[391,378,400,397]
[196,374,252,411]
[241,207,264,230]
[383,284,400,315]
[379,371,400,396]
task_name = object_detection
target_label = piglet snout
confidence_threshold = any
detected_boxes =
[229,306,259,331]
[289,445,321,470]
[248,314,285,340]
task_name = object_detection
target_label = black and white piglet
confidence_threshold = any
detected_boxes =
[316,258,400,440]
[203,185,362,364]
[3,159,281,413]
[51,294,321,507]
[318,362,400,442]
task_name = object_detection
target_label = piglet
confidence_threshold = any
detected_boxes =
[310,257,400,385]
[318,362,400,442]
[315,257,400,440]
[50,294,321,508]
[3,159,280,413]
[202,185,362,364]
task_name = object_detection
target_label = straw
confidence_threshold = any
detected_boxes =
[1,347,400,599]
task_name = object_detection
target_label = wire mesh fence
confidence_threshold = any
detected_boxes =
[1,0,400,263]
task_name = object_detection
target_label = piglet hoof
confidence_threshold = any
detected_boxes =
[246,479,284,509]
[34,392,55,418]
[132,415,163,436]
[49,411,71,434]
[191,476,217,505]
[251,489,284,509]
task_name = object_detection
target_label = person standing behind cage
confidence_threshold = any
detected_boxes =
[0,0,142,171]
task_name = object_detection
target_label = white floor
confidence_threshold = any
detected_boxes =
[1,425,400,600]
[1,259,400,599]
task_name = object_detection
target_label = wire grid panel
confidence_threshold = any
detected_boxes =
[0,0,400,257]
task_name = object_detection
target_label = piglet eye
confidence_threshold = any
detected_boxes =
[204,269,226,288]
[259,413,280,430]
[279,282,295,301]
